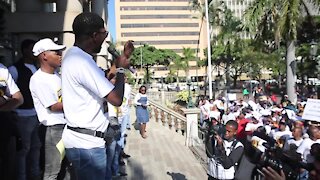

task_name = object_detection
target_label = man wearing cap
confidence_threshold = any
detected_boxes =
[8,39,42,180]
[29,38,67,179]
[61,12,133,179]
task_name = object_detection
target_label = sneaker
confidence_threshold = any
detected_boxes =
[119,160,126,166]
[119,172,127,176]
[121,152,131,158]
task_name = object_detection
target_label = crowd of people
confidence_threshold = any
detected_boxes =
[0,12,142,180]
[199,87,320,180]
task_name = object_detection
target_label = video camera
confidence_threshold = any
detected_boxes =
[204,118,226,158]
[245,135,303,180]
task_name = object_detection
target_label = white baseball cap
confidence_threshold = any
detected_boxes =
[33,38,66,56]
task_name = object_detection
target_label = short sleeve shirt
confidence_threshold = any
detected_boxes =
[0,63,20,96]
[30,69,66,126]
[61,46,114,149]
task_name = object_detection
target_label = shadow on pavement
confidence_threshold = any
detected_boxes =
[167,171,187,180]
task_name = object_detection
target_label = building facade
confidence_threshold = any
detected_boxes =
[114,0,209,84]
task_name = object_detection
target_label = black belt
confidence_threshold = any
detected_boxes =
[67,125,105,138]
[47,124,65,128]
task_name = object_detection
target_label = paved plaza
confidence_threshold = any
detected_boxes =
[122,109,207,180]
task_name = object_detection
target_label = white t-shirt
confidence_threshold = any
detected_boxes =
[245,122,263,132]
[0,63,20,97]
[134,93,149,106]
[287,138,303,148]
[297,138,320,163]
[209,110,220,121]
[121,83,131,115]
[61,46,114,149]
[271,130,292,141]
[8,63,37,116]
[29,69,66,126]
[222,113,236,125]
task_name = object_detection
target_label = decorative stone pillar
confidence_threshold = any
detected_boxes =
[161,89,165,105]
[181,108,201,147]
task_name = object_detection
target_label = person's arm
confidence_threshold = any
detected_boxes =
[134,94,141,105]
[105,41,134,106]
[216,145,244,169]
[49,102,63,112]
[0,91,24,111]
[145,95,149,106]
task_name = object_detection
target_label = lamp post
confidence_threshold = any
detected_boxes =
[187,79,194,108]
[205,0,213,99]
[310,40,319,98]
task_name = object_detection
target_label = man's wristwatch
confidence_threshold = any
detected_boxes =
[116,67,125,74]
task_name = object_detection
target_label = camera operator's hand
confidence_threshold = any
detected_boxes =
[215,135,223,146]
[262,167,286,180]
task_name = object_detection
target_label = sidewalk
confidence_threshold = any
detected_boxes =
[122,109,207,180]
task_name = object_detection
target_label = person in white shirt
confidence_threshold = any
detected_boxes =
[209,105,221,122]
[270,120,292,142]
[208,120,244,180]
[286,127,304,148]
[297,126,320,164]
[29,38,67,179]
[8,39,42,180]
[61,12,133,180]
[0,63,23,180]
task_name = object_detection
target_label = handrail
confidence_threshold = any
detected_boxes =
[131,91,186,122]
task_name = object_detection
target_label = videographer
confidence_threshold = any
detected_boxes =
[208,120,244,180]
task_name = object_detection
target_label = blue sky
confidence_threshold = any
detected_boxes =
[108,0,116,42]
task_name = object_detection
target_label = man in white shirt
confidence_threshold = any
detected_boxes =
[297,126,320,164]
[29,38,67,179]
[61,12,133,180]
[0,63,23,180]
[8,39,42,180]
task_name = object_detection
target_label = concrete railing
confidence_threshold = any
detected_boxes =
[132,91,201,146]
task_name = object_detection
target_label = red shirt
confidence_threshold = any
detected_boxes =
[236,118,250,140]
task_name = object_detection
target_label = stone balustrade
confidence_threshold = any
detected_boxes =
[131,90,201,147]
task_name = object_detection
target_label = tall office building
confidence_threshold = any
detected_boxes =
[115,0,208,82]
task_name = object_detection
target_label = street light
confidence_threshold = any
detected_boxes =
[310,40,319,98]
[310,40,318,57]
[205,0,213,99]
[187,79,194,108]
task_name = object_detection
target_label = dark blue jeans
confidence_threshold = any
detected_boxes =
[66,147,106,180]
[15,115,41,180]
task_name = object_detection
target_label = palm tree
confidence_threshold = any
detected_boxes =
[181,47,196,81]
[244,0,320,103]
[169,56,184,86]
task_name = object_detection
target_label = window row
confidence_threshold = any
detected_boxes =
[121,23,199,28]
[120,14,192,19]
[124,40,199,45]
[121,31,199,37]
[120,6,191,11]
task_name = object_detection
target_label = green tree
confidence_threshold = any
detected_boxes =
[181,47,196,80]
[169,56,184,85]
[130,45,178,84]
[244,0,320,102]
